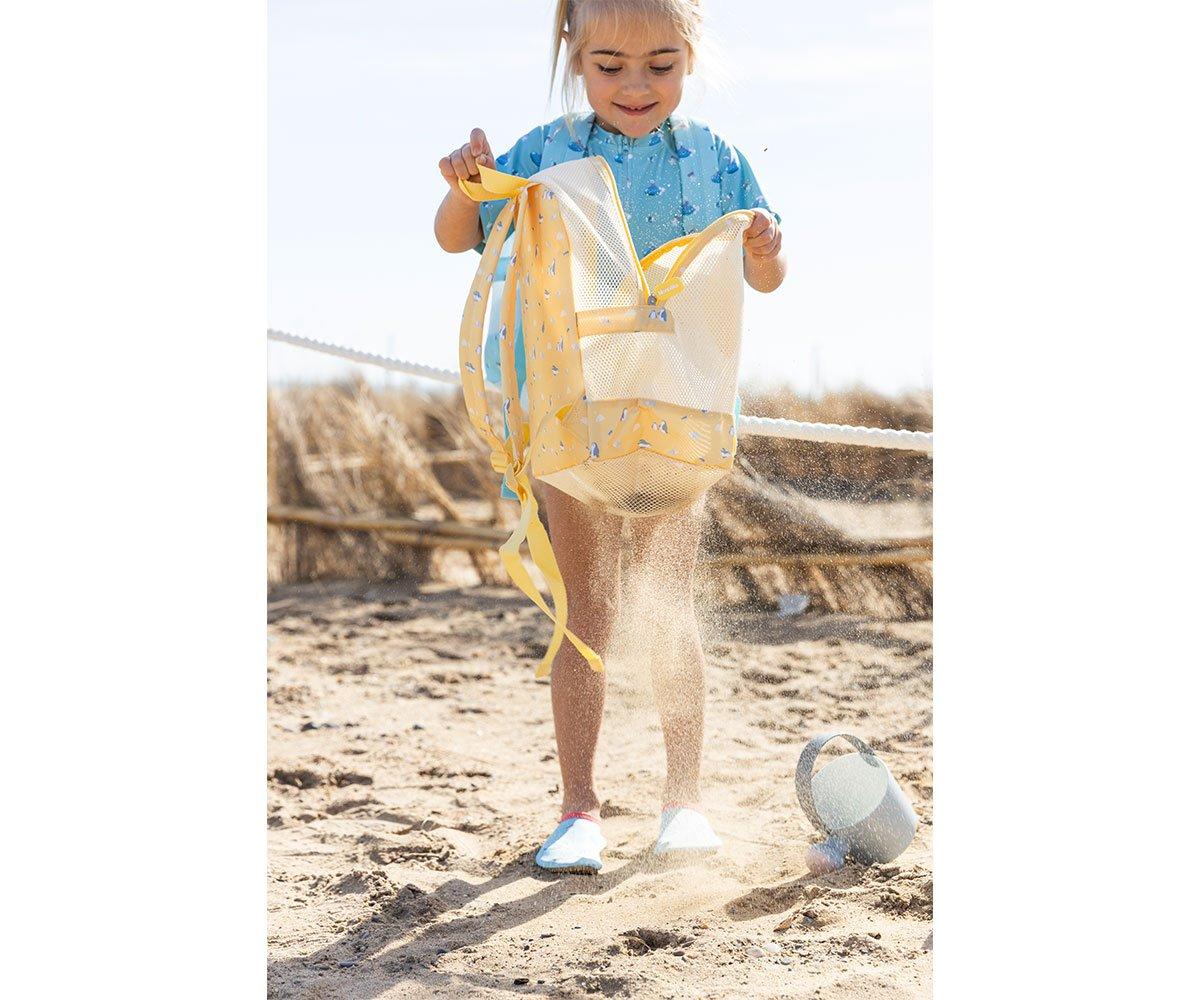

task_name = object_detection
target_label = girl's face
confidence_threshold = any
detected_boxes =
[576,16,691,138]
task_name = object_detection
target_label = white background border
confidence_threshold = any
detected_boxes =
[2,1,1198,995]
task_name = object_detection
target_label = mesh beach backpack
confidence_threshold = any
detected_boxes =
[456,113,756,677]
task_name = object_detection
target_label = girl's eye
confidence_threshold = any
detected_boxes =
[596,64,674,75]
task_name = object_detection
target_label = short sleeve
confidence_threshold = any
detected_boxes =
[473,123,548,255]
[712,135,781,228]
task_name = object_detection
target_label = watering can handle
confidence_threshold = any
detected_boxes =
[795,732,879,834]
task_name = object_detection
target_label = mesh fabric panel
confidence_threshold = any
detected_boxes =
[541,454,728,518]
[540,160,644,311]
[577,217,745,413]
[642,243,689,289]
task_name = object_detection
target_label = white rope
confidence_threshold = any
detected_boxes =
[268,329,462,386]
[268,329,933,453]
[737,415,932,452]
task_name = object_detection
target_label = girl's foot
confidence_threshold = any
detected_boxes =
[535,812,606,873]
[653,804,722,855]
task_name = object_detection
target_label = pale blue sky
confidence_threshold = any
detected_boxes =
[268,0,930,394]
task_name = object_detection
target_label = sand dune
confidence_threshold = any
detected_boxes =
[268,580,932,998]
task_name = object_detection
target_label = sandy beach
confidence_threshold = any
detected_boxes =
[267,572,932,998]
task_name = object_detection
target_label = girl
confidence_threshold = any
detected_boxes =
[434,0,786,873]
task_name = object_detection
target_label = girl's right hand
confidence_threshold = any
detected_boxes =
[439,128,493,192]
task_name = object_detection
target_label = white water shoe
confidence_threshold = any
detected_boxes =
[535,813,606,873]
[653,805,723,855]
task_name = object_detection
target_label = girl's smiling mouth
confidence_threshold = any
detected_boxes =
[615,102,657,116]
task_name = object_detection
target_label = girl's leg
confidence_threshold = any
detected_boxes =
[535,480,624,818]
[627,501,707,808]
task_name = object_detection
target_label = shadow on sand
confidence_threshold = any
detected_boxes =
[711,610,930,656]
[267,848,692,998]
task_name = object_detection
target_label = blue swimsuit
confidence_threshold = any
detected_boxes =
[474,113,780,501]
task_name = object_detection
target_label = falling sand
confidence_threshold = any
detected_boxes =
[267,556,932,998]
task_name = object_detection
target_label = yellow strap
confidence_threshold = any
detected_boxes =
[458,164,531,203]
[639,232,694,271]
[459,197,518,457]
[500,466,604,678]
[498,196,529,452]
[650,208,757,307]
[648,275,686,305]
[577,303,677,338]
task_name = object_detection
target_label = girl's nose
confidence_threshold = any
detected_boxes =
[624,67,655,90]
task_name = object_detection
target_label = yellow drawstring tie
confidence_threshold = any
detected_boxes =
[491,452,603,678]
[458,164,533,202]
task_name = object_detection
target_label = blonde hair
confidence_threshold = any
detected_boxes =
[548,0,729,136]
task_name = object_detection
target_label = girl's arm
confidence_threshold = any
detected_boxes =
[745,245,787,294]
[434,187,484,254]
[743,209,786,293]
[434,128,493,253]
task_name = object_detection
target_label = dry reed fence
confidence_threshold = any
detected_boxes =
[268,378,932,618]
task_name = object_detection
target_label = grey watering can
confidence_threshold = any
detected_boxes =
[795,732,918,872]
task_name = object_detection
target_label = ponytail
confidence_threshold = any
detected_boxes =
[549,0,572,102]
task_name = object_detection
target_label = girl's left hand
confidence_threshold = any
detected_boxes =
[743,209,782,260]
